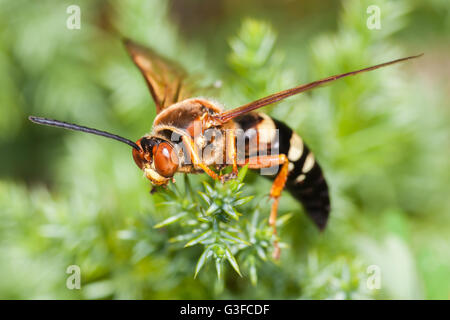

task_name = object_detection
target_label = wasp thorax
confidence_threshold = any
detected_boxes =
[132,137,179,186]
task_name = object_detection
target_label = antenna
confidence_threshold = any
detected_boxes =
[29,116,140,151]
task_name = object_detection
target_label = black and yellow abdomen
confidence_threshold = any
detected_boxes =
[235,112,330,230]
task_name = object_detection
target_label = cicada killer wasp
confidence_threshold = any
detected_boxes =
[29,39,422,258]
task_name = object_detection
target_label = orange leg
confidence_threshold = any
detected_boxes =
[244,154,290,260]
[181,135,219,180]
[219,129,239,182]
[227,129,238,175]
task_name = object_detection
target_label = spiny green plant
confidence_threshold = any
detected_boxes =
[153,167,291,285]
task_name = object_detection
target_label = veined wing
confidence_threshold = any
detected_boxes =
[124,39,193,114]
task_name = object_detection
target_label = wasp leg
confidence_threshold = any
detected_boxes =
[219,129,239,183]
[244,154,290,260]
[227,128,239,175]
[181,135,219,180]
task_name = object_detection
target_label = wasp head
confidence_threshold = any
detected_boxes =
[133,137,179,186]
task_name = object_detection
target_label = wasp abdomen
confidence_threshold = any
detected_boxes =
[235,112,330,230]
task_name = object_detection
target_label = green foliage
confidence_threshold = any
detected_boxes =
[226,18,295,109]
[157,173,251,278]
[0,0,449,300]
[299,252,373,300]
[151,168,291,286]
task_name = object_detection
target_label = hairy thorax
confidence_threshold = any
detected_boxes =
[150,98,236,172]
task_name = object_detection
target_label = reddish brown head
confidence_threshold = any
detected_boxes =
[132,137,179,186]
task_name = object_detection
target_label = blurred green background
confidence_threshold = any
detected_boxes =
[0,0,449,299]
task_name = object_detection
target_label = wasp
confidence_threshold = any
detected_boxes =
[29,39,421,258]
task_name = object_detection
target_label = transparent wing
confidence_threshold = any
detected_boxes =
[124,39,193,114]
[217,54,423,123]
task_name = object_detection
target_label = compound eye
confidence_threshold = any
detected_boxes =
[154,142,178,177]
